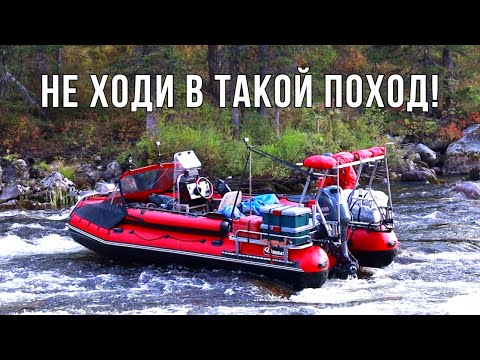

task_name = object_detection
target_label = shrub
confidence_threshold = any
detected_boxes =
[469,112,480,124]
[38,161,50,171]
[439,123,463,142]
[58,165,76,181]
[394,115,438,143]
[241,113,275,145]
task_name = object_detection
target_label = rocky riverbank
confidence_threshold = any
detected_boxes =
[0,156,124,210]
[388,124,480,184]
[1,125,480,210]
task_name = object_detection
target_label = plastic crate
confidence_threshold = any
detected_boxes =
[260,223,312,245]
[259,204,311,228]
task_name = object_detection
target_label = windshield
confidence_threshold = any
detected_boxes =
[120,163,174,202]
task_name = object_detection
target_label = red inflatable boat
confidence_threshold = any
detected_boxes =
[68,144,398,289]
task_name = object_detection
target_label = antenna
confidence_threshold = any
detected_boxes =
[243,138,252,215]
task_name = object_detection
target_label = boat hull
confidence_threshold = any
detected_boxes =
[68,224,329,290]
[347,226,399,268]
[350,248,398,268]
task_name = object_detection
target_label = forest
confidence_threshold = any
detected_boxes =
[1,45,480,179]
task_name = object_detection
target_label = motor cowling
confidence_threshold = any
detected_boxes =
[318,185,351,223]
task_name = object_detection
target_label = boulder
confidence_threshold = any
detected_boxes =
[41,171,75,191]
[75,163,102,187]
[0,184,23,201]
[400,168,437,183]
[102,161,124,182]
[3,159,30,184]
[454,181,480,199]
[415,143,438,167]
[444,124,480,175]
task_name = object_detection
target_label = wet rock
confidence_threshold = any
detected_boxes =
[102,161,123,182]
[3,159,30,184]
[454,181,480,199]
[415,143,438,167]
[444,124,480,175]
[0,184,23,201]
[400,168,437,183]
[470,168,480,181]
[0,198,51,210]
[0,199,18,210]
[17,199,53,210]
[41,171,75,191]
[0,165,3,184]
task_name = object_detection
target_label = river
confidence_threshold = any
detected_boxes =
[1,180,479,315]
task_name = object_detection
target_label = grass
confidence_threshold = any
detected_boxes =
[57,165,76,181]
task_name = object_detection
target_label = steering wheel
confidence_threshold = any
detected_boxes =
[195,177,214,200]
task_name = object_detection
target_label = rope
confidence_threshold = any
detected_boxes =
[131,231,206,243]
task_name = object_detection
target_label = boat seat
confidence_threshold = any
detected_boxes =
[218,191,242,211]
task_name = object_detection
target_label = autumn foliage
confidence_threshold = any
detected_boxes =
[1,45,480,173]
[438,112,480,142]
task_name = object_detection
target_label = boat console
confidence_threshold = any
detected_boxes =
[173,151,214,213]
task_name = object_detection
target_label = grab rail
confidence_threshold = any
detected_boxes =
[230,229,313,264]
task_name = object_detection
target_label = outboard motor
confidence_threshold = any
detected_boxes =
[318,185,350,224]
[318,185,358,278]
